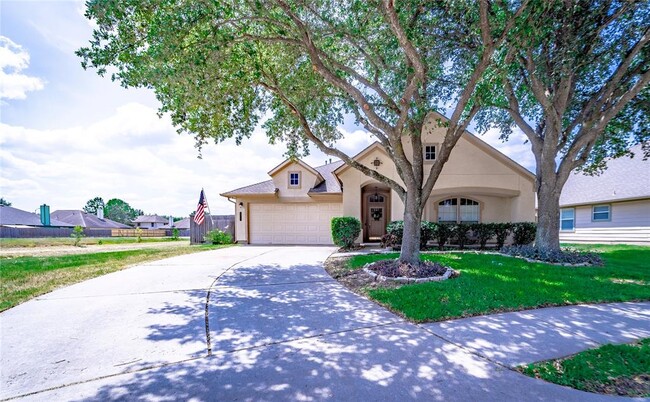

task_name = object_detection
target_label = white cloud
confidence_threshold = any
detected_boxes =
[0,36,45,100]
[0,103,352,217]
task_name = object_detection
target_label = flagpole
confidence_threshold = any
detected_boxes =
[203,188,211,215]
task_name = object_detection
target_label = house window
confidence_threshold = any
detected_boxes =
[438,198,458,222]
[151,223,154,228]
[459,198,480,223]
[289,172,301,188]
[424,144,436,162]
[438,197,480,223]
[592,205,610,221]
[369,194,385,203]
[560,208,575,231]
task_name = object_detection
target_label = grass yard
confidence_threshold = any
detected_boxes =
[0,237,181,248]
[519,338,650,397]
[345,244,650,322]
[0,243,231,311]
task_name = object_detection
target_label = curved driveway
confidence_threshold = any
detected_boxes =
[1,246,648,401]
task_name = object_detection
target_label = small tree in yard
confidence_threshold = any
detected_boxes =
[71,226,85,247]
[477,1,650,252]
[77,0,529,266]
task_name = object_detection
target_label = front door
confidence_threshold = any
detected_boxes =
[365,193,387,241]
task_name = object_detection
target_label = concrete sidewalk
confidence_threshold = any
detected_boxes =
[1,246,648,401]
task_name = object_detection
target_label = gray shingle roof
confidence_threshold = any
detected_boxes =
[0,206,74,227]
[132,215,168,223]
[51,210,131,229]
[222,160,344,196]
[560,146,650,206]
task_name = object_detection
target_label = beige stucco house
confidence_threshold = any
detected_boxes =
[221,113,536,245]
[559,145,650,245]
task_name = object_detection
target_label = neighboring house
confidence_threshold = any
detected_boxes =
[51,210,131,229]
[132,215,168,229]
[0,205,73,227]
[173,218,190,229]
[559,146,650,245]
[221,112,536,245]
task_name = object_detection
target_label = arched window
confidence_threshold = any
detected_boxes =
[437,198,480,223]
[369,194,385,203]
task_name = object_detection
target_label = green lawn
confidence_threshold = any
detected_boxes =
[348,244,650,322]
[0,237,181,248]
[519,338,650,397]
[0,244,231,311]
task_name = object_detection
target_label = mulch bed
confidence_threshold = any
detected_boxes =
[367,259,448,278]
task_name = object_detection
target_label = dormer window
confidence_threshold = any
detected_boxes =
[424,144,436,162]
[289,172,301,188]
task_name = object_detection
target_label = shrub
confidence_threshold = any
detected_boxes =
[472,223,495,249]
[386,220,436,250]
[434,223,453,250]
[420,221,437,249]
[501,245,603,266]
[386,221,404,243]
[331,217,361,249]
[493,223,512,249]
[135,227,143,243]
[380,233,399,248]
[512,222,537,245]
[171,228,180,241]
[70,225,85,247]
[204,229,232,245]
[451,223,471,249]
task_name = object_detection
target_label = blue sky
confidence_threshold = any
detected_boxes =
[0,1,534,217]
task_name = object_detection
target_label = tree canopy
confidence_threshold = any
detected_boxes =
[104,198,142,225]
[0,198,11,207]
[473,0,649,250]
[78,0,528,263]
[83,197,105,214]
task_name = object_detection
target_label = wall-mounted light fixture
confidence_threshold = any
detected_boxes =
[239,202,244,208]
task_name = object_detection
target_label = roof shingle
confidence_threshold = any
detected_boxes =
[560,145,650,206]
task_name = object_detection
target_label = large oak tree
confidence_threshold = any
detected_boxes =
[477,0,649,251]
[78,0,527,264]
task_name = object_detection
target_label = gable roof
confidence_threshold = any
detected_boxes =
[221,160,344,197]
[133,214,168,223]
[560,145,650,206]
[51,210,131,229]
[430,111,535,180]
[268,158,323,182]
[332,113,535,181]
[173,217,191,229]
[0,206,74,227]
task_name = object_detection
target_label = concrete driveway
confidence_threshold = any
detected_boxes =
[1,246,648,401]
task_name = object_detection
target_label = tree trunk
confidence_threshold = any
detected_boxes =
[535,176,562,252]
[400,192,423,265]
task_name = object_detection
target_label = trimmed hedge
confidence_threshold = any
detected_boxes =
[512,222,537,245]
[331,217,361,248]
[385,221,536,250]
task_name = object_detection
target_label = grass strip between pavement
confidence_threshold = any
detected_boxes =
[519,338,650,397]
[0,244,232,311]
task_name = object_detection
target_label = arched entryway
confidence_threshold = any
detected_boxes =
[361,183,391,242]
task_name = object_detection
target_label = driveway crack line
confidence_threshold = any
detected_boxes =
[204,248,280,356]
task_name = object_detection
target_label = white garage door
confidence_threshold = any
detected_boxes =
[249,203,342,245]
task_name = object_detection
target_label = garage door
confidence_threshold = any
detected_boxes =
[249,203,342,245]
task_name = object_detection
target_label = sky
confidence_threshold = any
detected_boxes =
[0,1,535,217]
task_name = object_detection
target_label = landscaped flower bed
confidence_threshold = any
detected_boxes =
[500,245,604,266]
[363,259,457,283]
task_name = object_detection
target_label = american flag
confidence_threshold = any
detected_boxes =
[193,189,209,225]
